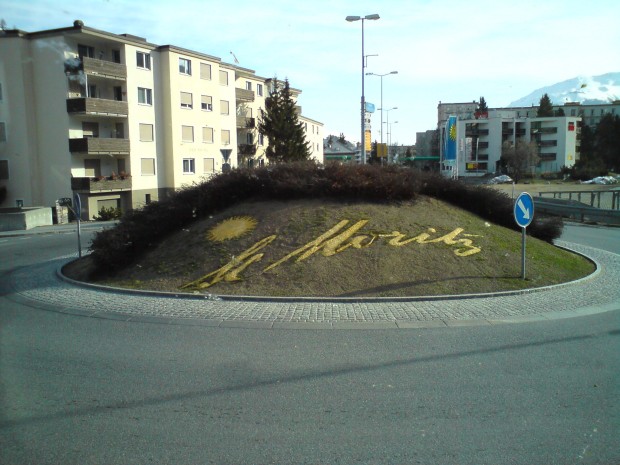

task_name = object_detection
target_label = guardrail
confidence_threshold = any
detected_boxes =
[534,197,620,225]
[538,190,620,210]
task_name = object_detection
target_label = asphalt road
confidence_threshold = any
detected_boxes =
[0,223,619,465]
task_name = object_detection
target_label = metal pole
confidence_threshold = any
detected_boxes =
[77,216,82,258]
[521,226,526,279]
[360,18,366,165]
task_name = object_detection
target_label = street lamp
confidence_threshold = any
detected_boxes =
[346,14,380,164]
[381,107,397,163]
[366,71,397,146]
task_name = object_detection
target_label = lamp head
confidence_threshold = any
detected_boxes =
[365,14,380,20]
[346,16,361,22]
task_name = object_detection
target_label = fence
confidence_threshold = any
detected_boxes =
[534,191,620,225]
[537,190,620,210]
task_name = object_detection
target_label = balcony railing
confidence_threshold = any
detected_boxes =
[69,137,130,154]
[66,98,128,116]
[81,57,127,80]
[238,144,257,156]
[236,88,255,102]
[236,116,256,129]
[71,176,132,193]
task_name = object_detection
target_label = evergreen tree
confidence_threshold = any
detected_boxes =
[537,93,554,117]
[477,96,488,113]
[258,78,311,163]
[595,113,620,171]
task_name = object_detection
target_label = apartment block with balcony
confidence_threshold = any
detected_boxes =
[438,103,581,178]
[0,21,323,219]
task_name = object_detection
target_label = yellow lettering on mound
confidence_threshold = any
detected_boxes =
[181,235,276,290]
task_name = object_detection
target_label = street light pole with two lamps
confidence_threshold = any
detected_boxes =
[366,71,397,147]
[346,13,379,165]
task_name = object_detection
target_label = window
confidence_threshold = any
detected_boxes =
[0,160,8,180]
[221,129,230,145]
[246,132,253,144]
[257,83,263,97]
[182,125,194,142]
[78,44,94,59]
[145,194,151,204]
[141,158,156,175]
[219,70,228,86]
[112,50,121,64]
[202,127,214,143]
[136,51,151,69]
[183,158,195,174]
[245,81,252,91]
[204,158,215,173]
[258,133,264,146]
[179,57,191,75]
[220,100,229,115]
[180,92,193,109]
[138,87,152,105]
[0,122,6,142]
[200,62,212,80]
[201,95,213,111]
[139,123,154,142]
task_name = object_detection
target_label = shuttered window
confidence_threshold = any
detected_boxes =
[139,123,153,142]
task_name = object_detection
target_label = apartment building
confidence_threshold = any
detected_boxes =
[0,21,323,219]
[438,103,580,177]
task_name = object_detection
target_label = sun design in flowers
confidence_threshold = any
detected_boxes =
[207,216,258,242]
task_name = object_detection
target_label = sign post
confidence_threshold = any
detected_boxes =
[513,192,534,279]
[74,193,83,258]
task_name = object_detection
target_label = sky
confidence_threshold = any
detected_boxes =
[2,0,619,145]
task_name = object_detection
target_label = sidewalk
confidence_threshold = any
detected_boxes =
[0,220,117,237]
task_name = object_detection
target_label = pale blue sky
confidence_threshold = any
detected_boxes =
[2,0,619,145]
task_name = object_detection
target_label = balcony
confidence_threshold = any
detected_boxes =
[67,98,128,116]
[238,144,257,156]
[236,116,256,129]
[81,57,127,80]
[71,176,132,193]
[69,137,130,155]
[236,88,255,102]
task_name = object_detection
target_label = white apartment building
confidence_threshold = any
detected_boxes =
[438,103,580,178]
[0,21,323,219]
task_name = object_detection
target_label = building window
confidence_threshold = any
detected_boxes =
[183,158,195,174]
[141,158,155,175]
[139,123,154,142]
[246,132,253,144]
[136,51,151,70]
[221,129,230,145]
[78,44,95,59]
[0,160,8,180]
[219,70,228,86]
[257,83,263,97]
[220,100,229,115]
[182,125,194,142]
[179,57,192,75]
[180,92,193,109]
[138,87,152,105]
[145,193,151,204]
[201,95,213,111]
[200,62,212,80]
[245,81,252,91]
[258,133,264,146]
[202,127,214,143]
[204,158,215,173]
[0,122,6,142]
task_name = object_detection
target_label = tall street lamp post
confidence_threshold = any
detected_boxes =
[346,14,380,164]
[366,71,397,146]
[379,107,397,163]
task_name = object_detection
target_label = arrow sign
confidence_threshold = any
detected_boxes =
[514,192,534,228]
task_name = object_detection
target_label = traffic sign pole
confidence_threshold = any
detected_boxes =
[521,227,526,279]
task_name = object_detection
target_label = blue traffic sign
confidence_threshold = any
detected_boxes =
[514,192,534,228]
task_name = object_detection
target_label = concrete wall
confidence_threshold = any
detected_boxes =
[0,207,53,231]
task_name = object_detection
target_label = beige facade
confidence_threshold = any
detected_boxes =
[0,21,323,219]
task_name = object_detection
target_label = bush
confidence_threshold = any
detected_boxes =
[93,206,123,221]
[89,163,563,273]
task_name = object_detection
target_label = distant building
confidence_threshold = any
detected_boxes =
[0,21,323,217]
[323,135,358,163]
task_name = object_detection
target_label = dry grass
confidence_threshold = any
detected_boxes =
[65,197,594,298]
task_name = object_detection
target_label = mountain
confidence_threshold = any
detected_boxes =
[509,72,620,107]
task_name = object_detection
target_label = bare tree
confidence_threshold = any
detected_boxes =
[501,138,540,182]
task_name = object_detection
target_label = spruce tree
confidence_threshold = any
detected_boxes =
[537,93,554,117]
[477,96,488,113]
[258,78,311,163]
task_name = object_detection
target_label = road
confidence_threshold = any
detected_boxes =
[0,223,618,465]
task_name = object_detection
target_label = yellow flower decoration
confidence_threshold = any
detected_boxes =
[207,216,258,242]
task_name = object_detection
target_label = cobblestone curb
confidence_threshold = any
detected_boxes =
[5,242,620,329]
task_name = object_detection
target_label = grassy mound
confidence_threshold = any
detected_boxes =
[70,197,592,297]
[88,163,563,274]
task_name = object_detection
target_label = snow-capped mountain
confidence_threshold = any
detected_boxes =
[509,72,620,107]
